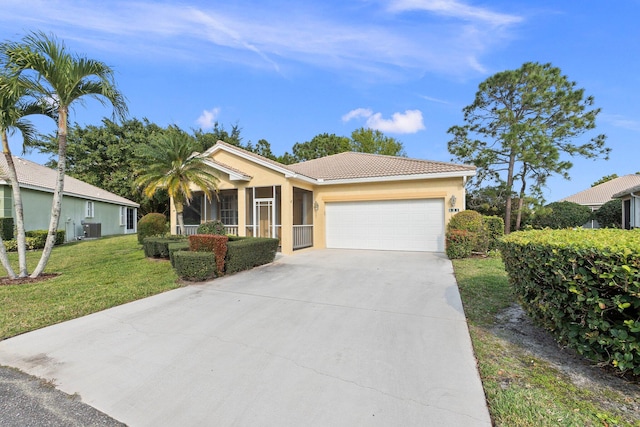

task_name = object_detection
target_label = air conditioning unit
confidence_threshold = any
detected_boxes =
[83,223,101,238]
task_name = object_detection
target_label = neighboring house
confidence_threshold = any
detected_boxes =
[0,156,139,241]
[173,141,476,254]
[559,174,640,228]
[613,184,640,229]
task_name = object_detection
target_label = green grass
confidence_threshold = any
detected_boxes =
[453,256,640,427]
[0,235,180,340]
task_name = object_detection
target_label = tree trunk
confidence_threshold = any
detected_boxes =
[30,106,68,278]
[0,131,17,279]
[515,168,527,231]
[2,130,28,277]
[504,150,516,234]
[175,201,185,235]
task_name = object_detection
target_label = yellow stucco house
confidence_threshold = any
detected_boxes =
[171,141,476,254]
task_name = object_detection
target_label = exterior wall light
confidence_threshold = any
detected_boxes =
[313,201,319,211]
[449,195,457,207]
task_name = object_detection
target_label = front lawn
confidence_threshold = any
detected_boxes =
[0,235,180,340]
[453,256,640,426]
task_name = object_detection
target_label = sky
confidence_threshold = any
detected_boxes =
[1,0,639,202]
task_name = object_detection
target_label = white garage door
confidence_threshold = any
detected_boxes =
[325,199,444,252]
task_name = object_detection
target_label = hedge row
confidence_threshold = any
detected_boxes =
[143,235,278,281]
[0,217,14,240]
[3,230,65,251]
[445,211,504,259]
[500,229,640,374]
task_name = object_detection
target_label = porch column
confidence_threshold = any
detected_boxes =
[237,187,246,237]
[280,183,293,254]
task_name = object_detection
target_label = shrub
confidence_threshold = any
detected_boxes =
[594,199,622,228]
[500,228,640,374]
[137,213,167,244]
[483,215,504,250]
[2,230,65,252]
[0,217,14,240]
[173,251,216,281]
[188,234,228,275]
[226,238,279,274]
[168,242,190,267]
[445,229,474,259]
[530,201,592,229]
[447,210,488,254]
[197,220,226,235]
[143,236,186,258]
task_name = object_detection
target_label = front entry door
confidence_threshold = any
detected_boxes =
[255,199,275,238]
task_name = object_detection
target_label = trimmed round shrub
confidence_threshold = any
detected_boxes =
[594,199,622,228]
[445,229,474,259]
[447,210,484,232]
[137,213,167,244]
[530,201,592,229]
[197,220,226,235]
[447,210,488,254]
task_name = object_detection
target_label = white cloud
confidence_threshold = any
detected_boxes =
[600,113,640,132]
[0,0,525,79]
[343,108,425,134]
[196,107,221,129]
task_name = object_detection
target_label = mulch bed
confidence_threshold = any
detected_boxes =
[0,273,60,286]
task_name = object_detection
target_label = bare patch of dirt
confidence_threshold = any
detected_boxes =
[0,273,60,286]
[492,304,640,418]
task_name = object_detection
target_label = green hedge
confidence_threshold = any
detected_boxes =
[3,230,65,251]
[143,236,187,258]
[168,242,190,267]
[500,229,640,374]
[445,229,474,259]
[484,215,504,251]
[137,213,167,244]
[197,220,226,235]
[0,217,14,240]
[173,251,216,281]
[226,237,279,274]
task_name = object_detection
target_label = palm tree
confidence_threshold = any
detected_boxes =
[0,72,55,278]
[136,133,219,235]
[0,31,128,278]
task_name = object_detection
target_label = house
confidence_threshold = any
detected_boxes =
[0,156,139,241]
[172,141,476,254]
[613,184,640,229]
[559,174,640,228]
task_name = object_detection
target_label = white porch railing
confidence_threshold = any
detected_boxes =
[293,225,313,250]
[177,224,238,236]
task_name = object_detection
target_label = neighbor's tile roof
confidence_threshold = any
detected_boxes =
[0,156,139,207]
[287,151,476,181]
[560,174,640,206]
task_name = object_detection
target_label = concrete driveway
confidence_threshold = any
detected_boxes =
[0,249,491,426]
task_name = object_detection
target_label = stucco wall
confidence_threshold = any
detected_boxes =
[3,186,132,241]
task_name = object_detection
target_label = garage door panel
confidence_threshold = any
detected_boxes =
[325,199,444,252]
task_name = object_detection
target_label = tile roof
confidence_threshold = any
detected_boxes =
[560,174,640,206]
[287,151,476,181]
[206,141,476,182]
[613,183,640,198]
[0,156,139,207]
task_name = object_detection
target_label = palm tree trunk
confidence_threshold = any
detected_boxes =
[30,107,68,278]
[2,130,28,277]
[175,201,185,235]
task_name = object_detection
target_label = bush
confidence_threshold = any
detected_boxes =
[2,230,65,252]
[173,251,216,281]
[0,217,14,240]
[197,220,226,235]
[143,236,186,258]
[594,199,622,228]
[445,229,474,259]
[447,210,488,254]
[188,234,228,275]
[530,201,592,229]
[226,238,279,274]
[168,242,190,267]
[137,213,167,244]
[500,228,640,374]
[483,215,504,250]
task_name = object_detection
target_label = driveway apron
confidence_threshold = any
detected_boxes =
[0,249,491,426]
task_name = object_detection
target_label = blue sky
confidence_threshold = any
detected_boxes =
[1,0,639,202]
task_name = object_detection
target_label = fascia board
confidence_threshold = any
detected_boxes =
[314,170,477,185]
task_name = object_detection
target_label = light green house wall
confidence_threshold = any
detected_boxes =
[0,185,136,241]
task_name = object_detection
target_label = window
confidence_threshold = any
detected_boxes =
[120,206,126,226]
[86,201,94,218]
[220,193,238,225]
